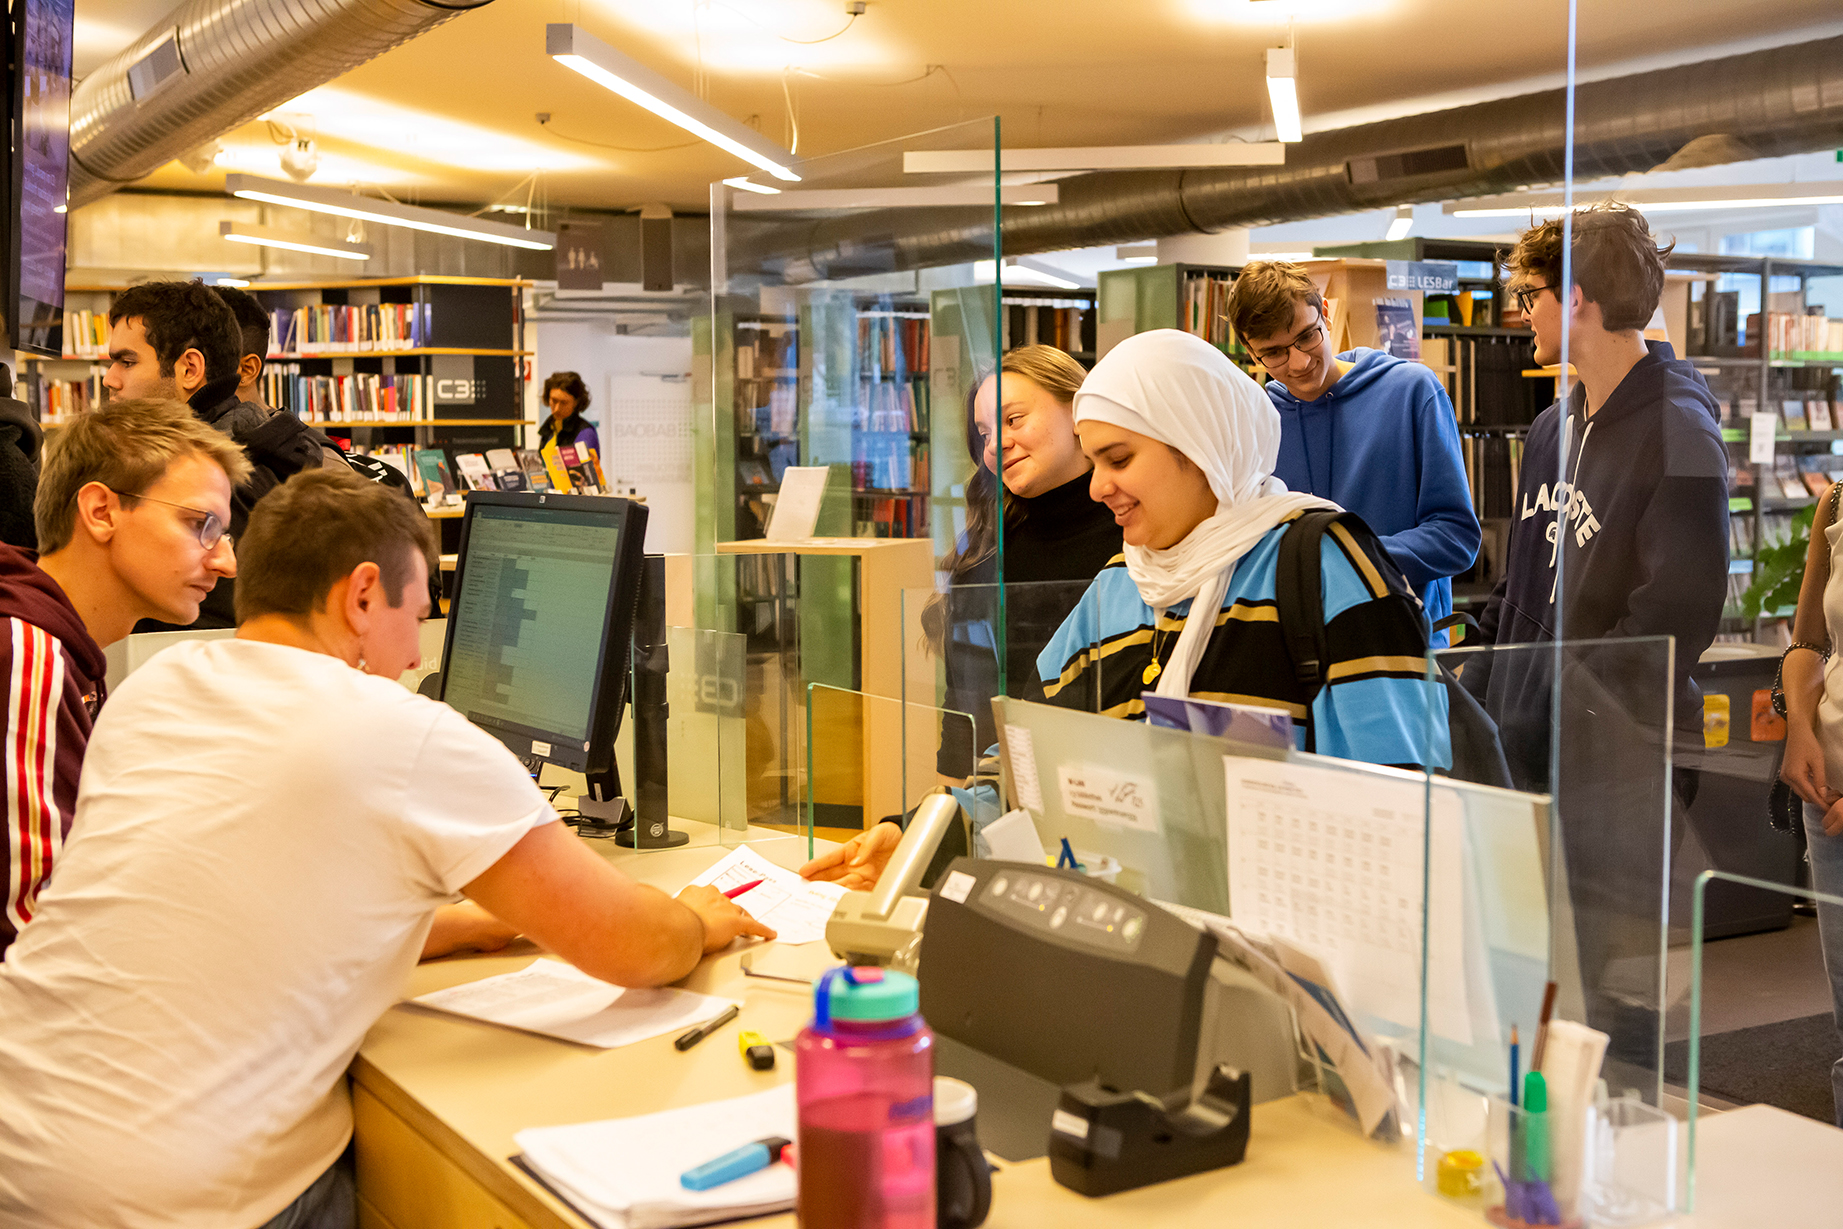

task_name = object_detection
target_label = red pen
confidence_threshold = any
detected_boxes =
[723,879,764,900]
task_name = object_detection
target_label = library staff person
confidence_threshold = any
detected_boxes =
[539,371,602,455]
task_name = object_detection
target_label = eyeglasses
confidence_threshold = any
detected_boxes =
[1511,284,1556,315]
[108,488,231,550]
[1251,312,1327,370]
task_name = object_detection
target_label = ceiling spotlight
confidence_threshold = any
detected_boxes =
[279,137,319,183]
[179,141,224,174]
[1386,205,1414,241]
[1265,47,1302,144]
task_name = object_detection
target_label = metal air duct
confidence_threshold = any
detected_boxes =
[67,0,494,210]
[734,34,1843,280]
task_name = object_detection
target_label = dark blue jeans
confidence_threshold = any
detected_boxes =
[1803,802,1843,1128]
[258,1148,354,1229]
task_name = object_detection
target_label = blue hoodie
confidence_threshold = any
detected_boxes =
[1265,348,1480,632]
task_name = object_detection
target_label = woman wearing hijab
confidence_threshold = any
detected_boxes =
[1037,329,1445,768]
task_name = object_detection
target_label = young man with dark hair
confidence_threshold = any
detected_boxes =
[106,279,424,628]
[0,398,247,956]
[1469,203,1727,1070]
[0,468,772,1228]
[214,284,274,407]
[1228,261,1479,639]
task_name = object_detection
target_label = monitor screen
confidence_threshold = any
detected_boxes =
[439,496,644,772]
[8,0,73,357]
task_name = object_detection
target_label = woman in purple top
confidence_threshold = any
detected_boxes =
[538,371,601,455]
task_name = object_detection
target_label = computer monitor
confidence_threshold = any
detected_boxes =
[437,490,650,828]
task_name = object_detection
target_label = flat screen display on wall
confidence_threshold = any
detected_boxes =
[7,0,74,358]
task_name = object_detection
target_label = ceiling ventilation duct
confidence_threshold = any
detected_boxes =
[733,34,1843,280]
[67,0,495,210]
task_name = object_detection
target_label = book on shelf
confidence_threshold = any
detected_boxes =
[1809,399,1835,432]
[413,449,456,501]
[59,309,109,359]
[263,365,431,423]
[453,453,494,491]
[516,449,553,493]
[1780,398,1809,433]
[558,444,605,494]
[484,447,524,491]
[28,372,105,423]
[1177,271,1239,352]
[269,302,427,355]
[1747,310,1843,357]
[1373,299,1419,360]
[856,314,930,377]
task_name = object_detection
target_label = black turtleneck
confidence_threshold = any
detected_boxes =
[939,470,1122,776]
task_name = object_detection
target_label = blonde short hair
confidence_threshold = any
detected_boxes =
[34,399,253,553]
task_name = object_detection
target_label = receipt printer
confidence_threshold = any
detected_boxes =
[917,858,1294,1192]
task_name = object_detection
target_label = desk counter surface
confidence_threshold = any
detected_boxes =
[354,835,1843,1229]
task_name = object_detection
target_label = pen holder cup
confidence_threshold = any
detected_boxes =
[1485,1096,1582,1229]
[1579,1096,1679,1227]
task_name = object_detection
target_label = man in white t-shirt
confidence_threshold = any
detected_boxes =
[0,469,773,1229]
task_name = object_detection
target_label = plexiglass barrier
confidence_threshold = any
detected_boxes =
[804,683,987,869]
[900,579,1101,780]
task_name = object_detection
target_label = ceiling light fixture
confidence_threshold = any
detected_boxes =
[723,177,781,195]
[1115,245,1158,263]
[1265,47,1303,143]
[906,145,1283,173]
[1386,205,1414,241]
[219,220,375,261]
[212,277,251,287]
[1444,182,1843,218]
[548,24,801,182]
[728,184,1062,211]
[223,174,555,251]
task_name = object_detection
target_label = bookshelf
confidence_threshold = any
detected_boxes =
[1097,262,1247,364]
[722,293,934,543]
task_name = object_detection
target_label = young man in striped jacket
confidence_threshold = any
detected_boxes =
[0,398,246,956]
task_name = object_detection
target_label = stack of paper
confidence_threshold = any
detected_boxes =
[689,845,847,946]
[516,1086,797,1229]
[410,959,737,1049]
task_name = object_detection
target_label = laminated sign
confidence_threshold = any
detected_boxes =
[1057,764,1160,833]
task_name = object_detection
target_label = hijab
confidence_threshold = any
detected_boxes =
[1073,329,1338,697]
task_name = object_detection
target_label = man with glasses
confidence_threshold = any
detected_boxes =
[0,398,247,956]
[1229,261,1479,640]
[105,280,431,630]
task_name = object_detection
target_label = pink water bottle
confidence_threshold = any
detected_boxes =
[796,966,936,1229]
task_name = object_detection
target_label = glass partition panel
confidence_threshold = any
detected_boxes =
[804,683,983,871]
[705,118,1003,556]
[662,625,748,848]
[899,579,1102,780]
[1687,871,1843,1216]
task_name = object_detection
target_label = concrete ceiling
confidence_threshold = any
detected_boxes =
[70,0,1843,214]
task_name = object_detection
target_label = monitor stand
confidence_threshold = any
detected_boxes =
[613,555,685,849]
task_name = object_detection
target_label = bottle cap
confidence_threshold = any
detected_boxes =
[814,965,920,1026]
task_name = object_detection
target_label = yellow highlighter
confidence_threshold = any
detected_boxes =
[738,1030,776,1071]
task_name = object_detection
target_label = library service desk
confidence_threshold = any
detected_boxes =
[351,830,1843,1229]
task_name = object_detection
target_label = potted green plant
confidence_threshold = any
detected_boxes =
[1741,502,1817,621]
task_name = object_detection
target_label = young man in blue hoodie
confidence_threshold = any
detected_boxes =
[1230,261,1480,639]
[1474,203,1728,1070]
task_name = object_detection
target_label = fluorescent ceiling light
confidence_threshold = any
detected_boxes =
[729,184,1061,212]
[723,177,781,195]
[905,145,1284,174]
[1265,48,1302,143]
[1116,244,1158,263]
[266,89,591,173]
[212,277,251,287]
[219,220,374,261]
[547,23,800,182]
[1385,206,1414,241]
[1447,182,1843,218]
[223,174,555,251]
[1009,257,1091,290]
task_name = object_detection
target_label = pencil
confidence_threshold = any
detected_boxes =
[1509,1025,1520,1107]
[1530,981,1559,1072]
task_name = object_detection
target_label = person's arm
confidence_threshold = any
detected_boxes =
[462,820,776,987]
[1782,484,1840,818]
[420,901,520,961]
[0,622,81,950]
[1604,460,1729,651]
[1373,385,1482,593]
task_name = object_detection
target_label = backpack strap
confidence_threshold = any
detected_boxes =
[1274,509,1344,753]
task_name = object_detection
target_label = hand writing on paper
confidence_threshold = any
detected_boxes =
[799,822,901,892]
[677,884,778,952]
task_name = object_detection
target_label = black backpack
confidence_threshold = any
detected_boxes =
[1274,509,1513,789]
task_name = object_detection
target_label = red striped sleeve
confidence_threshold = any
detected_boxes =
[4,618,66,940]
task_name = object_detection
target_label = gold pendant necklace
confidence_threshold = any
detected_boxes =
[1143,624,1170,686]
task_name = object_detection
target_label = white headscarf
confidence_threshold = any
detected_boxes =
[1073,329,1338,697]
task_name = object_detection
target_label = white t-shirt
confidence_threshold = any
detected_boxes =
[0,639,553,1229]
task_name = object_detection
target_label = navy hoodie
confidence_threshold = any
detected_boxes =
[1266,348,1480,631]
[1468,341,1728,784]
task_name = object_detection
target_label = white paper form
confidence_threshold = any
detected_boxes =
[1223,756,1473,1045]
[411,959,737,1049]
[688,844,847,946]
[762,466,828,541]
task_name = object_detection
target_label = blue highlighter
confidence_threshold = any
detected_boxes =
[679,1136,792,1191]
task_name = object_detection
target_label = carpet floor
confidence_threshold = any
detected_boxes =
[1663,1013,1839,1123]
